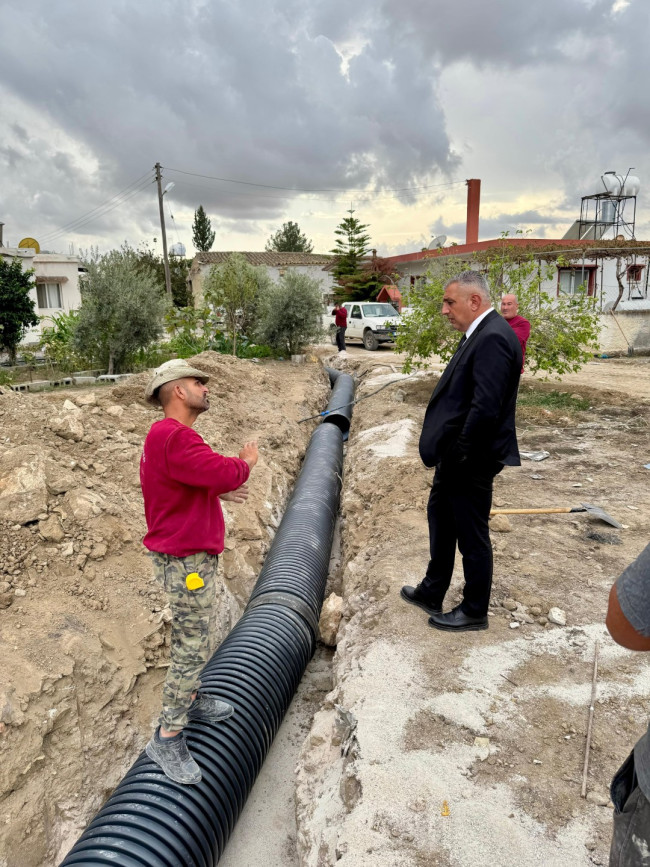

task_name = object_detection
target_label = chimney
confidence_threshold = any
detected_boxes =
[465,179,481,245]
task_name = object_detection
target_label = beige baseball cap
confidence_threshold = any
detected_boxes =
[144,358,210,406]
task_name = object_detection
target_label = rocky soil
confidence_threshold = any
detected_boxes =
[294,355,650,867]
[0,349,649,867]
[0,352,328,867]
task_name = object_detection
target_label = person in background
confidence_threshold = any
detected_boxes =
[140,359,258,784]
[332,301,348,352]
[500,294,530,373]
[606,542,650,865]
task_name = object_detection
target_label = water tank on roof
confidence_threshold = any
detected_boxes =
[170,242,186,257]
[601,172,624,196]
[624,175,641,196]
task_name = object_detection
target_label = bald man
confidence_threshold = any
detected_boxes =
[401,271,522,632]
[500,294,530,372]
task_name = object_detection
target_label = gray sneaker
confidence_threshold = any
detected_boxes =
[188,694,234,723]
[145,731,202,784]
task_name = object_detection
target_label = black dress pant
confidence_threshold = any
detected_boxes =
[421,457,502,618]
[336,326,346,352]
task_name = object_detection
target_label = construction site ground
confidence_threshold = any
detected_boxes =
[0,347,648,866]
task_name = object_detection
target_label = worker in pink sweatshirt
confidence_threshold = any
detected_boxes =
[140,359,258,784]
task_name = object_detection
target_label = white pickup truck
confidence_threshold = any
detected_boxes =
[324,301,401,351]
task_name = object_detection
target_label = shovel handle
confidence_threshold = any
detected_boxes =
[490,507,574,516]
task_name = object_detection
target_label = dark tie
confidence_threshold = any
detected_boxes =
[455,334,467,353]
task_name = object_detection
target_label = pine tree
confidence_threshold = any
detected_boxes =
[330,209,371,297]
[265,221,314,253]
[192,205,216,252]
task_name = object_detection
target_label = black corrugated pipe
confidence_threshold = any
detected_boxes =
[59,372,354,867]
[320,369,355,434]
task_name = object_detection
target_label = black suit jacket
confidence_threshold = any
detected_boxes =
[419,309,522,469]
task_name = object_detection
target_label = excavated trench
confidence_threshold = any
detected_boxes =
[0,353,343,867]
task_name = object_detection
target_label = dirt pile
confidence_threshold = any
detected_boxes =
[0,352,328,867]
[295,359,650,867]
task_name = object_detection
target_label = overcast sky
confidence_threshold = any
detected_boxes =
[1,0,648,258]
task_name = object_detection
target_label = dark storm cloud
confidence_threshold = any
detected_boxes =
[0,0,455,241]
[0,0,648,249]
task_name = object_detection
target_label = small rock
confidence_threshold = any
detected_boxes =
[474,736,490,760]
[62,399,81,413]
[49,414,85,442]
[38,515,64,543]
[548,607,567,626]
[502,598,518,611]
[89,542,108,560]
[60,541,75,558]
[509,622,520,629]
[586,790,610,807]
[105,405,124,417]
[74,392,97,407]
[529,606,542,617]
[14,588,26,597]
[490,515,512,533]
[319,593,343,647]
[0,592,14,610]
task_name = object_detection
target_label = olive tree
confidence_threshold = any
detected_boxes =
[203,253,270,355]
[74,247,168,373]
[256,271,323,355]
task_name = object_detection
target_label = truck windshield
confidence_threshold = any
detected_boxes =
[363,304,399,318]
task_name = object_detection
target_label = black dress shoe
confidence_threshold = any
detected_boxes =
[400,585,442,616]
[428,605,488,632]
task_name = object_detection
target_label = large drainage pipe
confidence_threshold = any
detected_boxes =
[60,372,354,866]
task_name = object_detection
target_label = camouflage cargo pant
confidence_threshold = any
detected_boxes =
[149,551,219,732]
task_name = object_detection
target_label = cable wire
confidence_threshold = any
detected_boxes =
[40,178,155,244]
[39,170,155,242]
[163,165,464,195]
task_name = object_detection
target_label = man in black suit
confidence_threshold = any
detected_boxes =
[401,271,522,631]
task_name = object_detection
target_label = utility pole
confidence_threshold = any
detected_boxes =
[154,162,172,298]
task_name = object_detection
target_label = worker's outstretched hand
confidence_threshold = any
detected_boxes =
[239,440,259,469]
[220,484,250,504]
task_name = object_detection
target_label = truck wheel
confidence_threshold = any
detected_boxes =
[363,329,379,351]
[329,326,338,345]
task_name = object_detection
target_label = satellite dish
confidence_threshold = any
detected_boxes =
[428,234,447,249]
[18,237,40,253]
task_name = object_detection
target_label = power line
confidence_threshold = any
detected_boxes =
[162,165,464,195]
[166,173,466,206]
[39,170,155,242]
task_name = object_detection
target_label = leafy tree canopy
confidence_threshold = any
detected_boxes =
[396,235,602,377]
[344,254,398,303]
[256,270,323,355]
[204,253,271,356]
[192,205,215,252]
[74,247,168,374]
[0,255,39,362]
[265,221,314,253]
[136,244,193,307]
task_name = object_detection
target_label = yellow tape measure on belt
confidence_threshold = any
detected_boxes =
[185,572,204,591]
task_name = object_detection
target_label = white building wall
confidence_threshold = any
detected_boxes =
[394,251,650,353]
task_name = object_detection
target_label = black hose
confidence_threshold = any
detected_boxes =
[59,372,353,867]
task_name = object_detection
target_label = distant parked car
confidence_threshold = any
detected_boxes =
[322,302,401,350]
